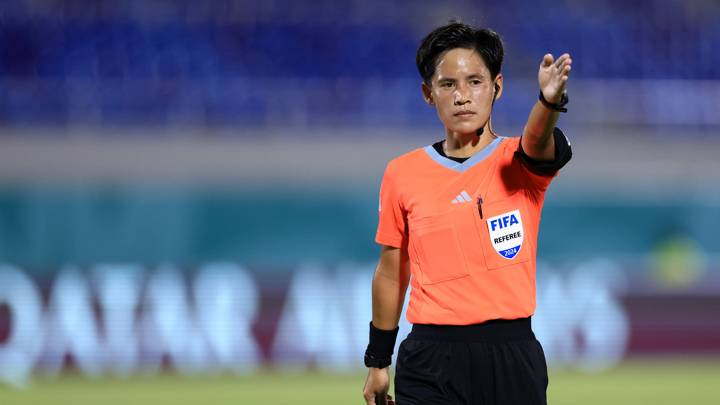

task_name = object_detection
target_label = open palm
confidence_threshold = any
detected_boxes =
[538,53,572,103]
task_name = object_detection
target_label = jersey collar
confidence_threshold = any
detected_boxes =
[423,136,504,173]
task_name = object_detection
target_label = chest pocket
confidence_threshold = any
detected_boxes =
[473,192,532,270]
[409,211,470,285]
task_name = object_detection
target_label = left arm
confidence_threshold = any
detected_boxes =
[521,53,572,161]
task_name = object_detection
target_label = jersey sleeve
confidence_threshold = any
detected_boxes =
[375,162,407,248]
[514,127,572,192]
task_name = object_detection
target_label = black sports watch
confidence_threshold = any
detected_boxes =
[364,353,392,369]
[539,90,568,112]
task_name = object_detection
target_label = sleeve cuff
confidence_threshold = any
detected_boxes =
[375,233,403,248]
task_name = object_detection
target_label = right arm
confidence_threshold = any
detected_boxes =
[372,245,411,330]
[363,245,410,405]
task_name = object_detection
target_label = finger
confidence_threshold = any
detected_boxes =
[559,58,572,71]
[541,53,553,68]
[554,53,570,65]
[553,53,571,68]
[363,389,376,405]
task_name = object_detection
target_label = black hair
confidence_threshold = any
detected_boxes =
[416,22,504,86]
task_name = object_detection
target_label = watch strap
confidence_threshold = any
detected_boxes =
[539,90,568,112]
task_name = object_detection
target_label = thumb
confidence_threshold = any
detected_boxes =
[541,53,553,68]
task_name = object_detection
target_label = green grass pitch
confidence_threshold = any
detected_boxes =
[1,360,718,404]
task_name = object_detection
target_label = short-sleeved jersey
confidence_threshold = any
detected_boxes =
[376,133,569,325]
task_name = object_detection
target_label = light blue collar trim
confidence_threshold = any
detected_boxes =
[423,136,504,173]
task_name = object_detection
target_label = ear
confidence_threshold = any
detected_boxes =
[421,82,434,106]
[493,74,504,101]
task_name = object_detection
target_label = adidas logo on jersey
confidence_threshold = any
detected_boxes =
[451,190,473,204]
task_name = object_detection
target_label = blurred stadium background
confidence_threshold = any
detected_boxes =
[0,0,719,403]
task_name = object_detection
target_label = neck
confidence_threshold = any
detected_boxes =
[444,123,497,158]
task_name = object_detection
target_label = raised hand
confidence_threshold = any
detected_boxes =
[538,53,572,104]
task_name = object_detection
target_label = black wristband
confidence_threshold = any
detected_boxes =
[364,352,392,369]
[364,322,399,368]
[539,90,568,112]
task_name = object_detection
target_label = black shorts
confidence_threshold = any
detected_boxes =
[394,317,548,405]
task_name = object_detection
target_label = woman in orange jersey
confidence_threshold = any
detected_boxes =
[362,22,572,405]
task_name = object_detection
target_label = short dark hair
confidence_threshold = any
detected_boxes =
[416,22,504,85]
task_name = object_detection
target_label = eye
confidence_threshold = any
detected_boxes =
[440,81,454,88]
[470,79,482,86]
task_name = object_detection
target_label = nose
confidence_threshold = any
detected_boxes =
[453,83,470,106]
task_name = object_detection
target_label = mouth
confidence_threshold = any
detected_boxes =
[454,111,476,117]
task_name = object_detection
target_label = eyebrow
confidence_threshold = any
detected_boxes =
[437,73,486,82]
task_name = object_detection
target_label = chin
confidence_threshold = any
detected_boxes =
[445,122,483,136]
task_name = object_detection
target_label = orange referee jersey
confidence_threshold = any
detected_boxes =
[376,135,562,325]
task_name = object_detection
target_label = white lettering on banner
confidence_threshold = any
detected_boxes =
[533,259,629,371]
[338,263,412,367]
[340,264,374,360]
[93,264,144,377]
[270,264,332,367]
[194,263,260,374]
[0,265,43,387]
[44,266,103,377]
[0,260,630,386]
[270,263,412,370]
[532,270,577,364]
[140,265,210,375]
[567,259,629,372]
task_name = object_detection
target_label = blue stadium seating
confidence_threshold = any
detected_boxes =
[0,0,717,129]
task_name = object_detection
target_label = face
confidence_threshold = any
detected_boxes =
[422,48,502,136]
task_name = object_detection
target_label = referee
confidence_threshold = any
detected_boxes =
[362,22,572,405]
